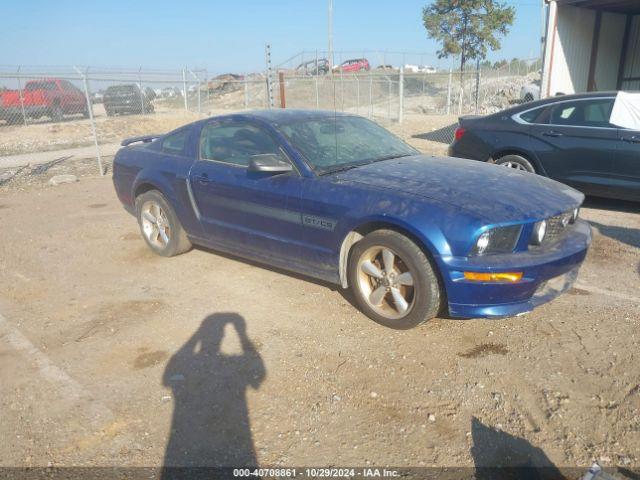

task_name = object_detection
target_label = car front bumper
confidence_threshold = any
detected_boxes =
[441,219,592,319]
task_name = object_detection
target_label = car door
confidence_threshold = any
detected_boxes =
[615,127,640,201]
[528,97,618,196]
[188,119,305,263]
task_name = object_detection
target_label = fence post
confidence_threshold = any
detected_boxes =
[244,75,249,108]
[74,66,103,176]
[188,69,201,115]
[398,66,404,124]
[17,66,27,126]
[368,71,373,119]
[355,74,360,114]
[340,72,344,111]
[446,68,452,115]
[265,43,274,109]
[474,62,481,114]
[138,67,145,115]
[387,78,392,121]
[315,76,320,109]
[182,68,188,110]
[279,71,286,108]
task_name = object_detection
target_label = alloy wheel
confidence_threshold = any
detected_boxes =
[356,246,416,320]
[501,161,528,171]
[141,201,170,248]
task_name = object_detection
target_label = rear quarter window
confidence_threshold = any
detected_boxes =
[162,130,188,155]
[519,106,548,124]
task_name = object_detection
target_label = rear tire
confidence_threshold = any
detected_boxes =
[495,154,536,173]
[135,190,191,257]
[348,229,441,329]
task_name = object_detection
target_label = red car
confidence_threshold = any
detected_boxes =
[0,78,88,124]
[333,58,370,73]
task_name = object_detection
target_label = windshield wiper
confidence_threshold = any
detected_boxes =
[319,153,414,176]
[370,153,413,163]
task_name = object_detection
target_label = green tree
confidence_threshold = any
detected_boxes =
[422,0,515,80]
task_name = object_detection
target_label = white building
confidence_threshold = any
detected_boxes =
[541,0,640,98]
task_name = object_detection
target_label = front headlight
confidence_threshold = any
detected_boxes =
[530,220,547,246]
[470,225,522,256]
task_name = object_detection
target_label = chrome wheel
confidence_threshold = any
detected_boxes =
[356,246,416,320]
[141,201,170,249]
[501,161,527,171]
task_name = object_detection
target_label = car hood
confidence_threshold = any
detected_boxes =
[330,155,583,223]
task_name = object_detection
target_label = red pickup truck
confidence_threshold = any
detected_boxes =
[0,78,88,124]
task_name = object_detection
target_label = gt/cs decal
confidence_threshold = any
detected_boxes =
[302,215,336,231]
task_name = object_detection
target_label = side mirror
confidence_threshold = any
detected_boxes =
[248,154,293,174]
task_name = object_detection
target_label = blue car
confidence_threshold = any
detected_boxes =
[112,110,592,329]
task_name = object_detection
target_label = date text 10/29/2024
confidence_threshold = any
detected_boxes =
[233,468,401,478]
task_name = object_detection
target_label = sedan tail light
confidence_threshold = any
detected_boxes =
[454,126,466,141]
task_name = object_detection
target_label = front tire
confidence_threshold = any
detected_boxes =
[348,230,441,329]
[495,154,536,173]
[135,190,191,257]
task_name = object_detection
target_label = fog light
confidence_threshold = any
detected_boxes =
[464,272,523,282]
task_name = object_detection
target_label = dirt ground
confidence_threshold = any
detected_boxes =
[1,115,639,477]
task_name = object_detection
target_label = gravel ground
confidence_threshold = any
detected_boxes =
[0,114,639,478]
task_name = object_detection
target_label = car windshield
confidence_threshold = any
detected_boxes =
[278,116,418,174]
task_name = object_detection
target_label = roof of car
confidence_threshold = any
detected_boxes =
[211,109,353,124]
[499,91,621,117]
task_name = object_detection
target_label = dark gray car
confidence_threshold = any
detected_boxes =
[448,92,640,202]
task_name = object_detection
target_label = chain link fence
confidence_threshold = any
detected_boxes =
[0,57,540,175]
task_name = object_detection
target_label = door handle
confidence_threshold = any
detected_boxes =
[542,130,564,137]
[194,173,209,185]
[621,135,640,144]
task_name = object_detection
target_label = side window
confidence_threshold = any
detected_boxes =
[550,99,614,127]
[519,106,548,124]
[199,122,281,167]
[162,129,188,155]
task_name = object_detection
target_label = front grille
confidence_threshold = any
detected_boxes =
[543,211,574,246]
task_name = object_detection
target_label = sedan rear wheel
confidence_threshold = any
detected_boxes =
[495,154,536,173]
[348,230,441,329]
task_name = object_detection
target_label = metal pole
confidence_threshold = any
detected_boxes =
[188,69,201,115]
[328,0,333,70]
[355,74,360,114]
[279,71,286,108]
[17,66,27,126]
[182,68,188,110]
[446,68,452,115]
[138,67,145,115]
[368,71,373,118]
[315,76,320,109]
[474,59,480,114]
[340,72,344,111]
[244,74,249,108]
[74,66,103,176]
[387,79,391,120]
[265,43,274,108]
[398,66,404,124]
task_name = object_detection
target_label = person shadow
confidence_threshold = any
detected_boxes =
[161,313,265,479]
[471,417,564,480]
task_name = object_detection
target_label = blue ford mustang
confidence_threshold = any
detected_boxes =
[113,109,592,329]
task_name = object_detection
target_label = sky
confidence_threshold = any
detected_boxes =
[1,0,545,74]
